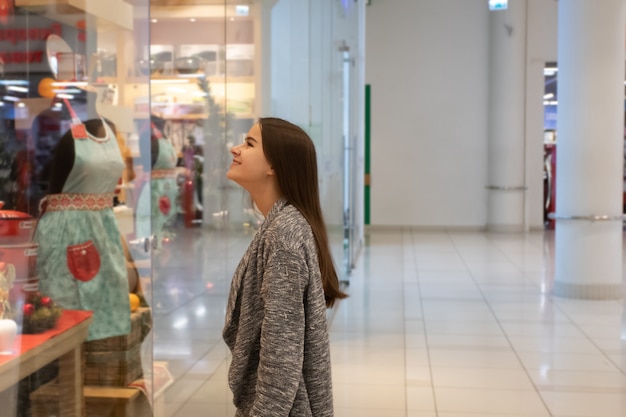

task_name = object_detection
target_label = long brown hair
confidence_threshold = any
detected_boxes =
[259,117,348,307]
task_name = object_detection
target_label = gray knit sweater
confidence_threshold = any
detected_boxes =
[223,199,334,417]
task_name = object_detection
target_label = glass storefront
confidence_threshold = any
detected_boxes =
[0,1,363,415]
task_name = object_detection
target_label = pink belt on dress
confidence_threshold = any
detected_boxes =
[40,193,115,213]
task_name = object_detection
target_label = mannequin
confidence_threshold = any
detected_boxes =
[33,76,131,341]
[134,115,179,245]
[45,98,135,194]
[31,94,74,213]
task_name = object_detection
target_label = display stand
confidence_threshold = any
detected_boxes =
[0,310,93,417]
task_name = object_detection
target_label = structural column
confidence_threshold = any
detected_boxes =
[553,0,625,299]
[487,1,528,232]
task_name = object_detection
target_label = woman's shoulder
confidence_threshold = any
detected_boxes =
[265,204,314,246]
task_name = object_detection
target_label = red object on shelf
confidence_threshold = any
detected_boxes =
[0,206,37,244]
[0,0,14,25]
[0,310,93,365]
[23,303,34,317]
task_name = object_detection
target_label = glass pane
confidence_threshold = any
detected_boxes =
[147,2,240,416]
[0,1,151,415]
[268,0,363,281]
[0,0,360,415]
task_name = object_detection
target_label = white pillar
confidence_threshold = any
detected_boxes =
[487,1,528,232]
[553,0,625,299]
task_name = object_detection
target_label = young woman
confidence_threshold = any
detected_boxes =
[223,117,347,417]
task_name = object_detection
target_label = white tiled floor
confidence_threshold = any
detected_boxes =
[156,228,626,417]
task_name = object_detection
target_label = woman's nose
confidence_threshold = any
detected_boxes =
[231,144,241,155]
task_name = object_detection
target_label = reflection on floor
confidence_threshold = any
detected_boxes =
[153,228,626,417]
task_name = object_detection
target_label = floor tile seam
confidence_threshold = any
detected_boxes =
[449,232,555,417]
[522,299,626,378]
[426,344,519,351]
[167,379,232,408]
[424,330,516,337]
[503,348,617,355]
[161,346,231,412]
[424,317,575,326]
[336,404,409,412]
[167,401,186,417]
[428,361,528,369]
[534,385,626,394]
[480,233,554,295]
[401,228,413,417]
[408,228,440,417]
[602,349,626,355]
[332,381,408,387]
[433,386,552,398]
[430,385,543,393]
[405,380,435,387]
[328,331,412,337]
[426,343,520,350]
[482,232,626,375]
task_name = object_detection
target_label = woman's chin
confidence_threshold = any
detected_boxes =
[226,171,241,186]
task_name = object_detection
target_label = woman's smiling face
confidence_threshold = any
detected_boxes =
[227,123,274,191]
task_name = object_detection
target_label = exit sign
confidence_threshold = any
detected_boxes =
[489,0,508,10]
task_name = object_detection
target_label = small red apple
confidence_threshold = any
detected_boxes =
[23,303,35,316]
[40,297,52,307]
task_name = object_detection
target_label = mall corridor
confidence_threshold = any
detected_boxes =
[159,228,626,417]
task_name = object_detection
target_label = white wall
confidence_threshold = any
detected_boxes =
[366,0,558,228]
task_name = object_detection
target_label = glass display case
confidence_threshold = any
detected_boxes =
[0,1,153,416]
[0,1,363,416]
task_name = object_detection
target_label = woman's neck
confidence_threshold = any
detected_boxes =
[250,187,282,217]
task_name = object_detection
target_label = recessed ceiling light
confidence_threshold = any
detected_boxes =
[236,5,249,16]
[190,18,196,22]
[151,19,158,23]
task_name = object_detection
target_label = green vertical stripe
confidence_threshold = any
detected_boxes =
[365,84,371,225]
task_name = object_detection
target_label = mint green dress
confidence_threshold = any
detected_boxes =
[135,137,179,244]
[34,119,131,341]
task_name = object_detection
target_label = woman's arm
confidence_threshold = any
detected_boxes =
[254,248,308,416]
